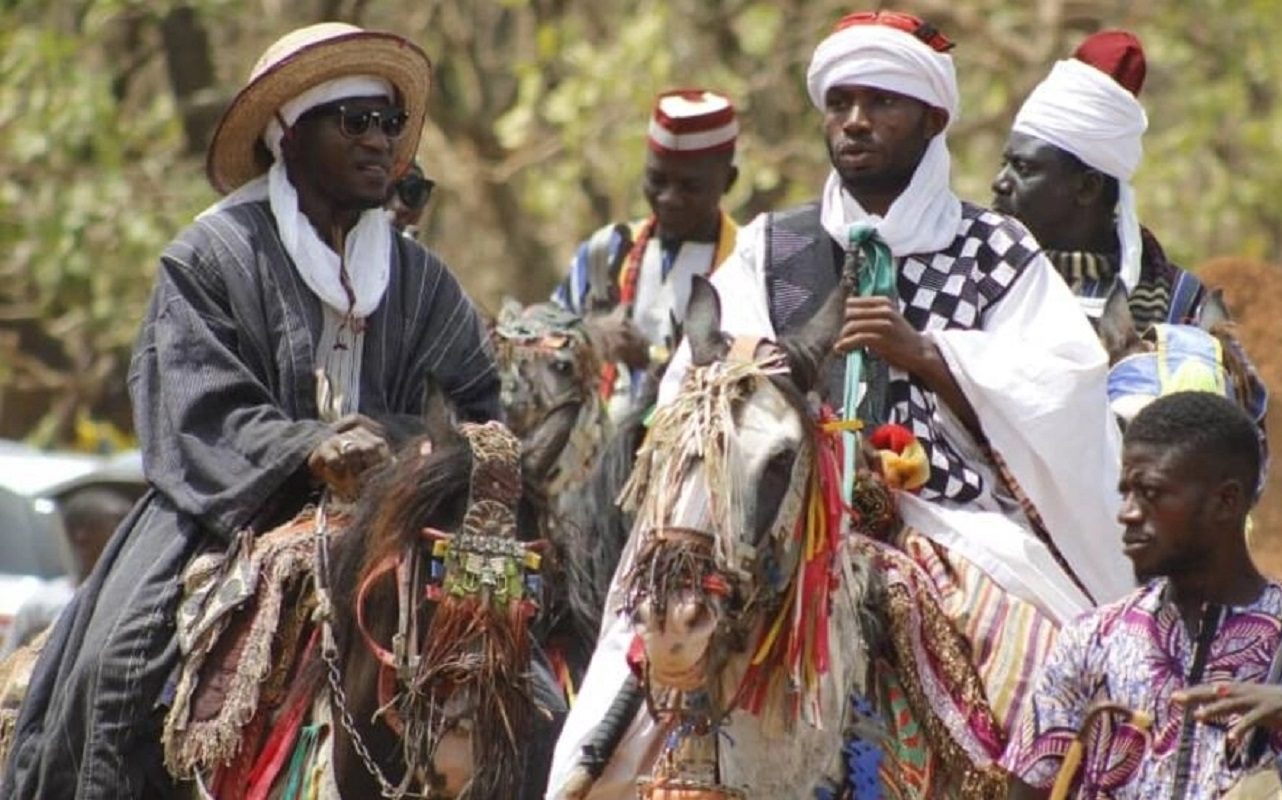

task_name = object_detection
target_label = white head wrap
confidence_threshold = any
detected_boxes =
[1012,58,1148,296]
[200,75,396,319]
[805,24,962,256]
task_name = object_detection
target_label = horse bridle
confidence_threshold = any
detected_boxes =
[310,424,543,799]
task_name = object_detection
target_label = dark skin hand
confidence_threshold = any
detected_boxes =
[835,295,983,442]
[307,413,393,499]
[1174,682,1282,745]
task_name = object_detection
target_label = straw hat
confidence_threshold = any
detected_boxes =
[206,22,431,195]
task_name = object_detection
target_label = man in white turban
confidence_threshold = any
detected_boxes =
[549,11,1131,798]
[993,30,1208,328]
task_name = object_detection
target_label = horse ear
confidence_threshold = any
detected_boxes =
[779,282,845,393]
[1097,279,1141,363]
[421,376,455,444]
[498,296,523,327]
[686,275,729,366]
[1197,288,1232,332]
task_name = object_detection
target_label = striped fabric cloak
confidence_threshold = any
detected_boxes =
[1,201,500,799]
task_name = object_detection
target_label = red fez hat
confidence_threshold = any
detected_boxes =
[1073,30,1146,97]
[831,10,954,52]
[647,89,738,157]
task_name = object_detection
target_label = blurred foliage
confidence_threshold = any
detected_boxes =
[2,0,1280,445]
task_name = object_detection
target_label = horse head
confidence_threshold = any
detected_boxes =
[618,275,852,724]
[1100,281,1265,427]
[493,300,610,496]
[329,382,547,799]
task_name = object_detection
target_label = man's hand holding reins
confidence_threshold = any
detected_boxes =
[308,414,392,499]
[834,296,984,443]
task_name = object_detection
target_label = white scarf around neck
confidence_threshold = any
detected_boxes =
[819,136,961,257]
[197,75,395,319]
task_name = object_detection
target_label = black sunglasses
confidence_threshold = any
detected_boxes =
[395,174,435,209]
[302,102,409,139]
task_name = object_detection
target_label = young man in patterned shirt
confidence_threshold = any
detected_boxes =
[1005,391,1280,799]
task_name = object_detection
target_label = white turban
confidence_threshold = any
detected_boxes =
[1013,58,1148,295]
[263,75,393,159]
[202,75,396,318]
[806,24,959,122]
[805,24,962,257]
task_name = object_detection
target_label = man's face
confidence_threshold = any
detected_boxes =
[823,85,941,197]
[1118,441,1219,582]
[642,149,736,242]
[990,132,1083,246]
[288,95,400,211]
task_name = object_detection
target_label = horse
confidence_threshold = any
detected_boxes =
[491,300,642,694]
[153,386,559,799]
[1097,282,1267,428]
[554,276,876,798]
[492,300,610,501]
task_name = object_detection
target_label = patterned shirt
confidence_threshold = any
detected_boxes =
[1002,579,1282,799]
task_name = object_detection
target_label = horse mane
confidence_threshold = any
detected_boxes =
[327,434,473,651]
[326,433,546,640]
[1207,320,1258,417]
[554,404,651,643]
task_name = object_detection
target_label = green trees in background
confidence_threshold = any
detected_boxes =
[2,0,1279,446]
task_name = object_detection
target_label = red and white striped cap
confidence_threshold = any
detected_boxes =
[647,89,738,157]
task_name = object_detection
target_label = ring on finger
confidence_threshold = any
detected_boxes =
[340,438,355,455]
[1216,684,1231,698]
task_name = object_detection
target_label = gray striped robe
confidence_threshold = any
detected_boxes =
[1,201,501,798]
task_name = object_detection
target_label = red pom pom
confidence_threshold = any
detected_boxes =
[869,423,917,454]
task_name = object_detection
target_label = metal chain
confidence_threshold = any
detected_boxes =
[311,497,434,800]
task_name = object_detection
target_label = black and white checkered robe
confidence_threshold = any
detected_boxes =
[765,201,1039,502]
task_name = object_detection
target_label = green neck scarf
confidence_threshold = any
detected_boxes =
[840,223,896,503]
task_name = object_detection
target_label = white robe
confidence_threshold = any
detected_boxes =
[547,212,1132,798]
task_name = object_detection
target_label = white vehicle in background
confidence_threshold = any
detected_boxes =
[0,441,144,646]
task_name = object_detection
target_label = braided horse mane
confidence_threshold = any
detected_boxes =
[325,391,551,798]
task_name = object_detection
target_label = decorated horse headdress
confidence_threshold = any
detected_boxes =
[341,417,546,797]
[616,277,864,727]
[1100,285,1269,494]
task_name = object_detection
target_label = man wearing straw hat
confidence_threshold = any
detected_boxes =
[2,22,500,798]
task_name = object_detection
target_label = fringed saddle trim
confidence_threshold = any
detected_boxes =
[163,513,328,777]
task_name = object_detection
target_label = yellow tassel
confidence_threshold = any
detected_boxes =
[751,582,796,665]
[821,418,864,434]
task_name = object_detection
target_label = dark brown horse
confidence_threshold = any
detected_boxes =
[153,390,560,799]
